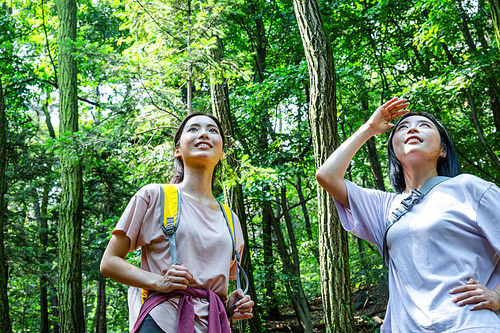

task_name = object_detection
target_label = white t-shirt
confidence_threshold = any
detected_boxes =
[334,174,500,333]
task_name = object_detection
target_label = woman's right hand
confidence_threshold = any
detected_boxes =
[154,264,193,293]
[367,97,410,135]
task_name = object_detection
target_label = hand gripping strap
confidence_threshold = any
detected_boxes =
[382,176,450,265]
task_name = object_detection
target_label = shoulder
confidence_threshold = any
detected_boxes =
[135,184,163,204]
[443,174,498,204]
[447,174,494,192]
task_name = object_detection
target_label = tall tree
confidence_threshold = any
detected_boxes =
[489,0,500,50]
[57,0,84,330]
[292,1,355,332]
[210,36,262,333]
[0,77,12,333]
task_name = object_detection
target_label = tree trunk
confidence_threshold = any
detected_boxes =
[32,188,49,333]
[465,89,500,170]
[361,96,385,191]
[295,175,319,262]
[276,186,313,333]
[262,202,281,319]
[0,76,13,333]
[488,0,500,51]
[292,1,355,332]
[210,36,262,333]
[94,274,107,333]
[57,0,84,330]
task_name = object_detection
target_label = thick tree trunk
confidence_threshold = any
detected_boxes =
[489,0,500,51]
[210,36,262,333]
[0,77,13,333]
[292,1,355,332]
[57,0,84,331]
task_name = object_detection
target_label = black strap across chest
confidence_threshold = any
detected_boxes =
[382,176,451,265]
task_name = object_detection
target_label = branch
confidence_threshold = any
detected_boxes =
[276,195,315,220]
[138,71,182,122]
[464,89,500,171]
[134,0,185,45]
[134,126,176,136]
[41,0,58,86]
[456,149,500,185]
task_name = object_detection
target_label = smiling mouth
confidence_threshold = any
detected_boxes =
[195,142,212,148]
[405,136,422,144]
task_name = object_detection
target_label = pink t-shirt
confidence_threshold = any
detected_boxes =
[114,184,244,333]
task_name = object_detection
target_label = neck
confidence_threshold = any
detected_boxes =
[402,165,439,194]
[177,164,215,201]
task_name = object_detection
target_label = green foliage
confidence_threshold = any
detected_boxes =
[2,0,499,330]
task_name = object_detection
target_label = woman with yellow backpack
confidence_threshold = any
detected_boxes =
[100,113,254,332]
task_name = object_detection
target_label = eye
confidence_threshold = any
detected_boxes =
[209,128,219,134]
[187,127,198,132]
[397,124,408,131]
[420,123,431,128]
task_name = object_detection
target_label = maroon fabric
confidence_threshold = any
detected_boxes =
[131,288,230,333]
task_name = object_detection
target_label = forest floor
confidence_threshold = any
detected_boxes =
[260,283,388,333]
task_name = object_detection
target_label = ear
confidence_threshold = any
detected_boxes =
[440,146,447,158]
[174,146,182,158]
[220,150,226,160]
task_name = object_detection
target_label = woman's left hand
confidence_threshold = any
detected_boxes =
[450,278,500,311]
[227,289,254,320]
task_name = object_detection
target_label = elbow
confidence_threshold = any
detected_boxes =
[100,256,110,277]
[315,167,327,187]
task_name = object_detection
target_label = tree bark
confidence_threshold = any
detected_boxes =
[0,76,13,333]
[57,0,84,330]
[210,36,262,333]
[275,187,313,333]
[295,175,319,262]
[361,96,385,191]
[488,0,500,51]
[292,1,355,332]
[94,274,107,333]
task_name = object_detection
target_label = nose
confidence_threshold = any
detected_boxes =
[197,128,210,139]
[407,124,419,134]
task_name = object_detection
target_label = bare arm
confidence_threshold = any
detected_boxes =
[100,232,193,293]
[316,97,409,208]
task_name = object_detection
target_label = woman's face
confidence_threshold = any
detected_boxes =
[391,115,445,168]
[175,115,224,167]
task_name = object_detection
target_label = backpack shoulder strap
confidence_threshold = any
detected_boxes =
[141,184,181,304]
[383,176,450,264]
[159,184,181,265]
[218,202,237,260]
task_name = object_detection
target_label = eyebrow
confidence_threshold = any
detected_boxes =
[397,119,432,127]
[186,123,218,129]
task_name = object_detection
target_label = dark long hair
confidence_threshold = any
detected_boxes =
[387,112,460,193]
[170,113,226,185]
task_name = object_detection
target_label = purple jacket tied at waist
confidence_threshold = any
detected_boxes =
[131,288,231,333]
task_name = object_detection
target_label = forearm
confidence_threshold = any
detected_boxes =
[316,123,377,207]
[100,253,161,291]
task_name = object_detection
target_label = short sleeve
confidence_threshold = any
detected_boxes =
[476,183,500,256]
[113,184,160,252]
[333,179,398,252]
